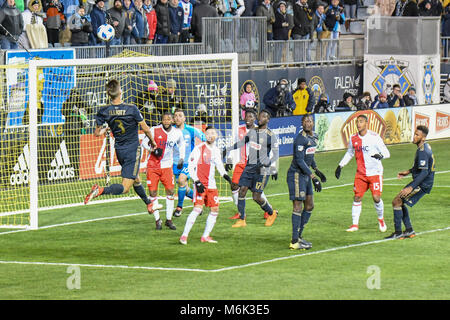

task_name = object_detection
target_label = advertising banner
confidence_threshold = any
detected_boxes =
[412,104,450,140]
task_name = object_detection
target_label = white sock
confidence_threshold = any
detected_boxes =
[153,210,160,222]
[202,211,219,238]
[261,191,267,202]
[182,207,202,238]
[352,201,362,225]
[232,188,239,206]
[166,195,174,220]
[374,199,384,219]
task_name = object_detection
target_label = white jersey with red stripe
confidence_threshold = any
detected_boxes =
[188,142,227,189]
[142,125,185,169]
[339,130,390,177]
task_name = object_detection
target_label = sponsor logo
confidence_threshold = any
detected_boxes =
[414,112,430,128]
[195,83,228,116]
[48,140,75,181]
[10,144,30,186]
[334,75,360,96]
[435,111,450,133]
[305,147,316,155]
[308,76,326,103]
[249,141,262,150]
[340,110,386,147]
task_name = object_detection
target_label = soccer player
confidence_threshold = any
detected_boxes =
[172,108,206,217]
[224,110,279,228]
[84,79,157,211]
[142,112,185,230]
[335,114,390,232]
[385,125,435,239]
[288,115,326,250]
[179,126,232,245]
[226,109,269,220]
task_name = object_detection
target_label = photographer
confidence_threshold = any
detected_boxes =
[262,78,296,118]
[313,93,333,113]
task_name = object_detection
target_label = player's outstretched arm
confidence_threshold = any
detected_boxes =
[139,120,156,149]
[336,140,354,179]
[397,169,411,179]
[94,124,108,137]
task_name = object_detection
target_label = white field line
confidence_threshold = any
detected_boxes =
[0,170,449,237]
[0,226,448,273]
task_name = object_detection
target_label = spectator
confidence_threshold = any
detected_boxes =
[419,0,433,15]
[404,87,418,106]
[324,0,345,60]
[262,78,296,117]
[308,1,326,61]
[356,91,372,110]
[143,0,157,43]
[134,0,150,44]
[313,93,333,113]
[69,5,92,46]
[371,91,389,109]
[168,0,183,43]
[292,77,314,115]
[392,0,418,16]
[155,0,171,44]
[419,0,442,16]
[179,0,193,43]
[90,0,106,45]
[388,83,406,107]
[240,81,257,120]
[242,0,258,16]
[0,0,24,49]
[161,78,184,113]
[20,0,47,49]
[107,0,127,45]
[218,0,245,17]
[335,92,357,111]
[122,0,137,45]
[273,1,291,40]
[190,0,218,43]
[343,0,357,31]
[44,0,65,46]
[256,0,276,40]
[292,0,311,40]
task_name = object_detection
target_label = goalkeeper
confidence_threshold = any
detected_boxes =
[287,115,326,250]
[84,79,157,213]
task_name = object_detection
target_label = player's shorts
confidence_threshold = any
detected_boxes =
[193,187,219,208]
[353,174,383,198]
[402,184,427,207]
[238,167,270,193]
[116,147,141,180]
[232,163,246,184]
[287,169,313,201]
[146,167,175,191]
[172,163,190,180]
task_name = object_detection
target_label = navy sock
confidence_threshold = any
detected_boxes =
[177,186,187,208]
[133,183,150,205]
[402,205,413,230]
[393,208,403,232]
[260,200,273,215]
[238,197,246,219]
[292,212,302,243]
[299,210,312,237]
[103,184,124,195]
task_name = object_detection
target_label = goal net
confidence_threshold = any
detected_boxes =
[0,53,239,229]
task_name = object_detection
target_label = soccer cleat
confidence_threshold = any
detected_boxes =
[400,230,416,239]
[165,220,176,230]
[289,239,312,250]
[155,219,162,230]
[229,213,241,220]
[264,210,278,227]
[201,236,218,243]
[346,224,359,232]
[378,218,387,232]
[84,184,102,205]
[299,237,312,248]
[385,231,403,239]
[263,212,269,219]
[232,219,247,228]
[173,206,183,218]
[179,235,188,245]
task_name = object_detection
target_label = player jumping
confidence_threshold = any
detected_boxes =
[335,114,390,232]
[84,79,157,210]
[179,126,232,245]
[224,110,279,228]
[172,109,206,217]
[142,112,185,230]
[288,115,326,250]
[386,125,435,239]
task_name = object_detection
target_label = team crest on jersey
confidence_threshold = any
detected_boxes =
[298,145,304,152]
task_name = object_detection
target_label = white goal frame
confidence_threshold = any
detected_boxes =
[23,53,239,230]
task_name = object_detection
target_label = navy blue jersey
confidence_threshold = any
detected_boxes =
[410,142,435,193]
[289,130,318,176]
[96,104,144,151]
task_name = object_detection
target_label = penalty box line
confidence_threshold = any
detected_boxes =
[0,226,448,273]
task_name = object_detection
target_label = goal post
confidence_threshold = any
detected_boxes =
[1,53,239,230]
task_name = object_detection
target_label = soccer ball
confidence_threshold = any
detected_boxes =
[245,99,255,109]
[97,24,115,42]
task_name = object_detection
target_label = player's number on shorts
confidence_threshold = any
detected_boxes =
[114,119,126,135]
[373,182,380,191]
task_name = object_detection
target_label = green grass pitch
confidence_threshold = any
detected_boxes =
[0,139,449,300]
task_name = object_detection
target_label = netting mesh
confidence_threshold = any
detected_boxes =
[0,53,235,228]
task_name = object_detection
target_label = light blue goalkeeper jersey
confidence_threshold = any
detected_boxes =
[172,124,206,163]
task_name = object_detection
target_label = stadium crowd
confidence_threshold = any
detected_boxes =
[0,0,450,49]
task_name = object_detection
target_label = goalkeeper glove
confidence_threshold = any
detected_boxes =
[177,159,184,170]
[225,163,233,172]
[314,169,327,183]
[335,165,342,179]
[312,177,322,192]
[371,153,384,160]
[223,174,232,184]
[271,173,278,181]
[194,180,205,194]
[153,148,163,158]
